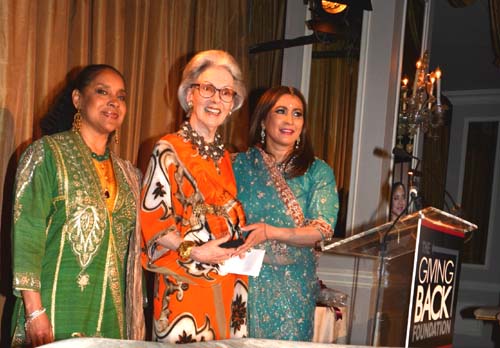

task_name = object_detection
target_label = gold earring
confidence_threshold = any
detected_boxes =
[72,110,82,132]
[295,137,300,149]
[260,127,266,144]
[115,129,120,144]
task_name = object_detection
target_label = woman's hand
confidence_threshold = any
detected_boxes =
[21,290,54,347]
[239,222,325,249]
[190,235,238,264]
[26,312,53,347]
[238,223,273,252]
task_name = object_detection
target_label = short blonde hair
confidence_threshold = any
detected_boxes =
[177,50,246,112]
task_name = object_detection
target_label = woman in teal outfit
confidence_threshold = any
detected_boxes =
[233,86,339,341]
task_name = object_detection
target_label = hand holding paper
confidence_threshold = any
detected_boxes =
[218,249,265,277]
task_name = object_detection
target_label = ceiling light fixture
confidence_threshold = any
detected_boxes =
[321,1,348,14]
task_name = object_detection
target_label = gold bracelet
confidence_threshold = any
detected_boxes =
[177,240,196,261]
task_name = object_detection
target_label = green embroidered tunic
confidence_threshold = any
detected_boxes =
[11,131,139,345]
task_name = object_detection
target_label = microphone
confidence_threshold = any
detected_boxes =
[373,147,391,159]
[392,147,461,216]
[409,186,418,199]
[392,147,413,162]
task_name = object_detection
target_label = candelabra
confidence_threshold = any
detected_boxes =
[397,51,447,154]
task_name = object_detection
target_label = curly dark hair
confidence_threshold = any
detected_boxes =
[40,64,125,135]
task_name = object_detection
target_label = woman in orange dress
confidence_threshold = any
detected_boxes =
[140,50,248,343]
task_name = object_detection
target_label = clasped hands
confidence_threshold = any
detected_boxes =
[189,222,270,265]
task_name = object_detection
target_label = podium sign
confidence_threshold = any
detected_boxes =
[406,218,464,347]
[322,207,477,347]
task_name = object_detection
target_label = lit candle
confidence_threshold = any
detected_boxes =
[412,60,421,97]
[402,77,409,88]
[402,77,409,111]
[428,76,435,109]
[428,76,435,97]
[435,67,442,105]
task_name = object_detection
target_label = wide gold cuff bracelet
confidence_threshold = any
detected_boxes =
[177,240,196,261]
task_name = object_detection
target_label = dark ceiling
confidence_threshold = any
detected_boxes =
[430,0,500,91]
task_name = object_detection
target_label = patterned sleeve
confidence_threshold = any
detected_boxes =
[140,140,182,264]
[304,159,339,240]
[12,138,55,295]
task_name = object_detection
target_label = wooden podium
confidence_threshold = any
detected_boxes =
[322,207,477,347]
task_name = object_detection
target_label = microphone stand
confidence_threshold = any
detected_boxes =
[371,193,417,345]
[392,146,462,216]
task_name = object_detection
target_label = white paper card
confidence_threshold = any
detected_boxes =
[219,249,266,277]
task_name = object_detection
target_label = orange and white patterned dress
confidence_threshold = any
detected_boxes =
[140,131,247,343]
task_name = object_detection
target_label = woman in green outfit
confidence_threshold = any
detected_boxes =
[11,65,144,347]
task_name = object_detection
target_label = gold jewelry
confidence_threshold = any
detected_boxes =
[295,137,300,149]
[260,127,266,144]
[177,240,196,261]
[114,129,120,144]
[72,110,82,131]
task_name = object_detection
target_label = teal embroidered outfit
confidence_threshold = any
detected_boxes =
[233,147,339,341]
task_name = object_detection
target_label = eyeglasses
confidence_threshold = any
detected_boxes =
[191,83,237,103]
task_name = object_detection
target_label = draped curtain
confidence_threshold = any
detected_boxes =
[0,0,285,341]
[490,0,500,67]
[308,42,359,236]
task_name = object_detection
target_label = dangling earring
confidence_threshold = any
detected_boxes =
[295,137,300,149]
[260,127,266,145]
[114,129,120,144]
[72,110,82,132]
[186,101,193,119]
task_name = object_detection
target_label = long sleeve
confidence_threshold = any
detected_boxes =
[12,139,56,294]
[304,159,339,239]
[140,139,182,264]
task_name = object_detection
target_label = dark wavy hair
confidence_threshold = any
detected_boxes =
[249,86,315,178]
[40,64,126,135]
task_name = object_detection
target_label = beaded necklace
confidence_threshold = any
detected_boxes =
[276,155,297,177]
[179,121,225,173]
[91,147,110,162]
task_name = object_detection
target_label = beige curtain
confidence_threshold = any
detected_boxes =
[246,1,285,114]
[308,42,359,235]
[0,0,285,341]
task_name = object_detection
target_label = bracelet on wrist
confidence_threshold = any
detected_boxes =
[177,240,196,261]
[25,307,46,328]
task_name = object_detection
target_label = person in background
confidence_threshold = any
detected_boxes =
[140,50,248,343]
[11,64,145,347]
[390,181,407,221]
[233,86,339,341]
